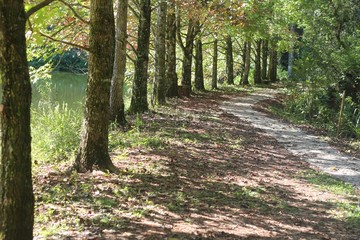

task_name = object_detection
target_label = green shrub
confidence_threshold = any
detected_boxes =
[279,86,360,138]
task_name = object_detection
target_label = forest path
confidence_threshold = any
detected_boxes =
[34,88,360,239]
[221,88,360,188]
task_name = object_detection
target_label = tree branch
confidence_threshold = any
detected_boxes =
[126,53,136,63]
[26,0,56,20]
[126,39,138,55]
[49,21,76,38]
[131,0,140,9]
[128,3,140,19]
[39,31,89,51]
[59,0,90,24]
[176,13,186,52]
[69,2,90,10]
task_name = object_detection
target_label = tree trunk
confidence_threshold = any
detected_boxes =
[129,0,151,113]
[261,39,268,81]
[153,0,167,105]
[194,29,205,91]
[74,0,118,173]
[288,25,295,79]
[241,41,251,86]
[166,1,178,98]
[182,21,195,89]
[268,40,278,83]
[226,35,234,85]
[182,45,193,91]
[254,40,262,85]
[240,41,247,84]
[178,18,196,93]
[0,1,34,238]
[110,0,128,126]
[212,38,218,90]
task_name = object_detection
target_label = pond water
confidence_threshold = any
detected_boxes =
[32,72,87,110]
[1,71,131,111]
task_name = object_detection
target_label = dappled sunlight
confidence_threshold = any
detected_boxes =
[33,91,360,239]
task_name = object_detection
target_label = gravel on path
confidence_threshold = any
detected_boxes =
[221,89,360,188]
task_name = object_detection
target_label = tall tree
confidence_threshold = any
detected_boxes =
[153,0,167,105]
[287,25,295,79]
[166,0,178,98]
[240,41,247,82]
[225,35,234,85]
[110,0,128,126]
[241,40,251,85]
[129,0,151,113]
[254,39,262,85]
[177,16,196,93]
[194,23,205,91]
[74,0,118,173]
[212,38,218,90]
[261,39,268,81]
[268,39,278,83]
[0,1,34,238]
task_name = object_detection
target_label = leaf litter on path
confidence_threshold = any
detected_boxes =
[34,89,360,239]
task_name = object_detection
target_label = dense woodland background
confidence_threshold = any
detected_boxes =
[1,0,360,239]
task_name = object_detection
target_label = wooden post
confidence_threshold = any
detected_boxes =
[337,90,346,138]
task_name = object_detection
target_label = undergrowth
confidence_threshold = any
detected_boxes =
[31,103,82,163]
[271,85,360,139]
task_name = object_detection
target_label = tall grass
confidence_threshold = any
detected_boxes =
[31,103,82,163]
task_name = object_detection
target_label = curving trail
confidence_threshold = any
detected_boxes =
[221,89,360,188]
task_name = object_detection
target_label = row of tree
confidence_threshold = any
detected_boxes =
[2,0,359,238]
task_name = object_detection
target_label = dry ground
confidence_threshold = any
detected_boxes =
[34,89,360,239]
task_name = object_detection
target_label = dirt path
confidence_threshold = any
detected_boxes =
[33,90,360,239]
[221,88,360,189]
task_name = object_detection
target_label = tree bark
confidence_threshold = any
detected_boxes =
[0,1,34,238]
[226,36,234,85]
[166,1,178,98]
[268,39,278,83]
[194,39,205,91]
[241,41,251,86]
[153,0,167,105]
[261,39,268,81]
[74,0,118,173]
[254,40,262,85]
[212,38,218,90]
[288,25,295,79]
[129,0,151,113]
[178,17,196,93]
[240,41,247,84]
[182,20,195,90]
[194,23,205,91]
[110,0,128,126]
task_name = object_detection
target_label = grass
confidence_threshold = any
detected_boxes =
[109,114,165,151]
[299,170,356,195]
[299,169,360,226]
[32,103,82,164]
[336,202,360,226]
[30,71,137,166]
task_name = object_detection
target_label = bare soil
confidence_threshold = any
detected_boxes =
[34,89,360,239]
